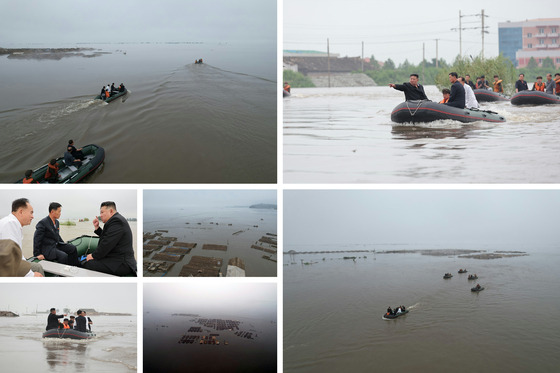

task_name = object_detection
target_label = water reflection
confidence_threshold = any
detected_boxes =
[43,340,88,372]
[391,125,472,141]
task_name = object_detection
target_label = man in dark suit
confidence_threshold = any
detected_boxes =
[75,310,87,332]
[46,307,66,330]
[83,201,137,276]
[33,202,79,266]
[445,72,465,108]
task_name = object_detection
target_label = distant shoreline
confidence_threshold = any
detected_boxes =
[0,47,109,60]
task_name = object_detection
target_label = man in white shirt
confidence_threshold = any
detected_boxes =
[459,76,479,109]
[0,198,44,277]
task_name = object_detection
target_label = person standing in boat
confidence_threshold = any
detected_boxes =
[100,86,106,100]
[459,77,479,109]
[83,311,93,331]
[33,202,79,266]
[389,74,428,101]
[531,76,546,92]
[515,73,528,93]
[83,201,137,276]
[75,310,87,332]
[545,74,555,95]
[492,75,504,93]
[46,308,66,330]
[444,72,465,109]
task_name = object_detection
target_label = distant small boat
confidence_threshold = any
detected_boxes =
[468,275,478,280]
[443,273,453,279]
[15,144,104,184]
[383,309,409,320]
[471,286,485,292]
[95,89,128,103]
[458,269,468,274]
[43,329,95,340]
[510,91,560,106]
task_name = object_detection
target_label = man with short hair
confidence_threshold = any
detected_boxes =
[493,75,503,93]
[76,310,87,332]
[83,201,137,276]
[67,140,85,161]
[545,73,555,94]
[515,73,528,93]
[46,308,66,330]
[33,202,79,266]
[459,77,479,109]
[554,73,560,96]
[389,74,428,101]
[0,198,44,277]
[532,76,545,92]
[445,72,465,108]
[465,74,476,90]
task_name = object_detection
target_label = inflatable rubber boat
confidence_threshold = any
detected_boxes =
[391,100,506,124]
[43,328,95,340]
[510,91,560,105]
[473,89,510,102]
[382,309,409,320]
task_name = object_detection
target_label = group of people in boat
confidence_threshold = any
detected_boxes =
[468,274,478,280]
[389,72,480,109]
[513,73,559,94]
[99,83,126,100]
[21,140,86,184]
[0,198,137,277]
[46,308,92,332]
[386,306,406,316]
[195,59,203,64]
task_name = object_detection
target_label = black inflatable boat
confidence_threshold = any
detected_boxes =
[43,329,95,340]
[510,91,560,106]
[383,309,409,320]
[473,89,510,102]
[391,101,506,123]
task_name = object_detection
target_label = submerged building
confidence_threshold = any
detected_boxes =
[499,18,560,68]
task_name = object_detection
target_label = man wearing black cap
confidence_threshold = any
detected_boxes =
[46,308,66,330]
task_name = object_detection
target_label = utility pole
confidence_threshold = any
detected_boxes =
[481,9,488,59]
[451,10,489,60]
[361,41,364,72]
[459,10,462,58]
[422,42,425,82]
[435,39,439,68]
[327,38,331,88]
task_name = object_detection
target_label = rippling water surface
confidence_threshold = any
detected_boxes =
[0,43,276,183]
[0,315,137,372]
[284,244,560,372]
[284,87,560,183]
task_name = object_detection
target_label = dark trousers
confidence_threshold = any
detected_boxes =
[72,151,85,161]
[54,243,79,266]
[83,259,134,276]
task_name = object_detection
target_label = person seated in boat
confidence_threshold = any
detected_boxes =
[59,318,71,329]
[401,305,406,312]
[64,149,82,169]
[105,84,111,98]
[444,72,465,109]
[118,83,126,92]
[465,75,476,90]
[46,308,67,330]
[476,75,490,90]
[100,86,106,100]
[67,140,85,161]
[75,310,87,332]
[22,170,38,184]
[493,75,503,93]
[555,73,560,96]
[386,306,393,315]
[475,284,481,289]
[44,159,60,183]
[515,73,528,93]
[69,315,75,329]
[545,74,555,95]
[110,83,117,96]
[284,82,291,93]
[459,77,479,109]
[532,76,545,92]
[395,306,402,314]
[439,88,450,104]
[389,74,428,101]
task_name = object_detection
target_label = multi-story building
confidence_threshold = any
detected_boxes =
[499,18,560,68]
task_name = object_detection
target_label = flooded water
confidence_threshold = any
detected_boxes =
[283,244,560,372]
[143,206,277,276]
[144,311,277,373]
[0,315,137,372]
[284,86,560,183]
[0,42,276,183]
[19,221,138,260]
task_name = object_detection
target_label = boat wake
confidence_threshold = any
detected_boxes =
[191,63,275,84]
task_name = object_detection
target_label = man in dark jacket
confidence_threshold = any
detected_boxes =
[445,72,465,108]
[83,201,137,276]
[515,73,529,93]
[389,74,428,101]
[75,310,87,332]
[33,202,78,266]
[46,308,66,330]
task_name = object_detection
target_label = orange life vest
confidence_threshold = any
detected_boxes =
[45,163,59,179]
[493,80,503,93]
[63,324,70,329]
[439,97,449,104]
[105,90,110,98]
[23,177,35,184]
[533,82,545,92]
[554,77,560,91]
[284,84,291,92]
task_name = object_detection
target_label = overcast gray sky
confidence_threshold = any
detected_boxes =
[284,0,558,64]
[0,283,136,314]
[144,282,277,318]
[144,190,276,210]
[0,189,137,220]
[1,0,276,45]
[284,190,560,247]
